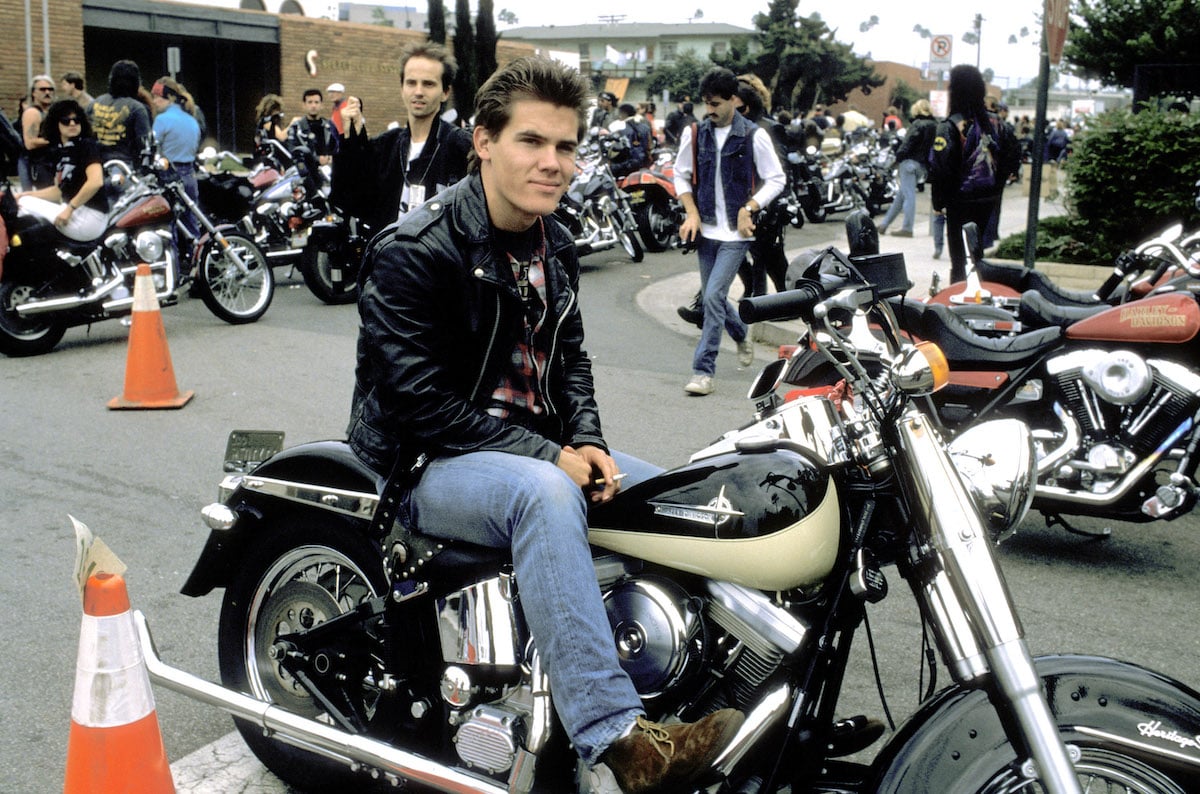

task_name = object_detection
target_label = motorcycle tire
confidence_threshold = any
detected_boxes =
[194,232,274,324]
[217,522,390,792]
[0,281,67,357]
[299,243,358,305]
[971,747,1186,793]
[619,228,644,263]
[803,199,827,224]
[635,201,676,253]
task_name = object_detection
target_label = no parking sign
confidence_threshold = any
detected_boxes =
[930,34,953,77]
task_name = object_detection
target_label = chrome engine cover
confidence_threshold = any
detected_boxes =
[453,703,523,774]
[603,576,699,698]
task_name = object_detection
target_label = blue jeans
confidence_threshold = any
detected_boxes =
[693,237,751,377]
[879,159,923,232]
[396,449,662,765]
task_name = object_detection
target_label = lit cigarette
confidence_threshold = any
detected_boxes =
[594,473,628,485]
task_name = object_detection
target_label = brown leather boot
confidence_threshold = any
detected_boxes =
[603,710,745,794]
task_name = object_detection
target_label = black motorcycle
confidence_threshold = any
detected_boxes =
[134,249,1200,793]
[198,142,359,305]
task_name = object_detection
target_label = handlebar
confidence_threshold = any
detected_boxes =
[739,282,825,324]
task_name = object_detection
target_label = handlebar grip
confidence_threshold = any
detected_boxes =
[739,283,824,324]
[1093,269,1126,301]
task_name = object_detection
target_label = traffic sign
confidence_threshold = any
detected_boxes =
[930,34,953,76]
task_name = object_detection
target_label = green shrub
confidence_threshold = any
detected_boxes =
[1064,108,1200,260]
[994,215,1097,264]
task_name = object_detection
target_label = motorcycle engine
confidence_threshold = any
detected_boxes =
[1048,350,1200,486]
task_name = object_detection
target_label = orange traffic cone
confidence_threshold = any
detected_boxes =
[64,572,175,793]
[107,263,194,410]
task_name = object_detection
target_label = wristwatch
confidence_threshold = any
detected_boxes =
[743,203,756,214]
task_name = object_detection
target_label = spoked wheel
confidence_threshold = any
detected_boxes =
[0,281,67,357]
[218,525,389,790]
[195,232,274,324]
[635,201,677,252]
[974,748,1186,793]
[803,196,828,224]
[300,243,358,305]
[619,227,644,263]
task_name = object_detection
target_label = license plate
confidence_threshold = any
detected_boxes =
[291,229,310,248]
[223,429,285,473]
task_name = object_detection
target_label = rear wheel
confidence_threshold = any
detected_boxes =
[635,200,677,252]
[0,281,67,357]
[218,523,389,791]
[300,243,358,305]
[195,232,274,324]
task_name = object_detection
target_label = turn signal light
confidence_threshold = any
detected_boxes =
[916,341,949,392]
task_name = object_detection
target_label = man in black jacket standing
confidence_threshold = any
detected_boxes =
[332,42,472,234]
[349,55,743,794]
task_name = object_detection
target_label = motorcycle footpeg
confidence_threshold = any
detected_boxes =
[825,715,885,757]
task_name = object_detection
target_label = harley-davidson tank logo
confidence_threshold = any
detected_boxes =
[1120,304,1188,328]
[651,486,745,528]
[1138,720,1200,751]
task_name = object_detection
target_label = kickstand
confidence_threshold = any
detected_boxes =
[1046,513,1112,539]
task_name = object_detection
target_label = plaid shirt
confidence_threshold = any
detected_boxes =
[487,245,549,422]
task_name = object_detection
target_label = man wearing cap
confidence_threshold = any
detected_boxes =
[332,41,472,237]
[327,82,347,136]
[287,88,339,166]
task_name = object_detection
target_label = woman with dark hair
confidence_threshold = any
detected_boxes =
[88,59,152,164]
[15,99,109,241]
[928,64,1018,282]
[254,94,289,148]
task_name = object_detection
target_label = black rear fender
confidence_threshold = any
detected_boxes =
[180,440,379,597]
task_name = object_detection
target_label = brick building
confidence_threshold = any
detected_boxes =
[2,0,532,152]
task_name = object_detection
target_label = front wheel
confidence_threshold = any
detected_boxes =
[619,228,644,262]
[195,232,274,324]
[217,523,389,791]
[973,747,1186,793]
[0,281,67,357]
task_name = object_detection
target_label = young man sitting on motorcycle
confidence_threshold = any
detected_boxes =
[348,55,743,794]
[15,99,109,244]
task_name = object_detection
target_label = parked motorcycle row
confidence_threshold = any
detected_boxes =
[0,122,367,357]
[783,207,1200,541]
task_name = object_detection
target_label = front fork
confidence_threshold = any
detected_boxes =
[171,181,253,275]
[892,409,1083,794]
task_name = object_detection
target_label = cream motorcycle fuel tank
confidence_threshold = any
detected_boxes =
[588,449,840,591]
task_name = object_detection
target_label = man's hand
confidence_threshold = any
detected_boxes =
[340,97,364,133]
[558,445,621,503]
[737,206,756,238]
[679,213,700,245]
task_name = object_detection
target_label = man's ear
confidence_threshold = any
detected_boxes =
[473,125,492,164]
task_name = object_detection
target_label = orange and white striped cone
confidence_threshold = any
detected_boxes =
[63,572,175,793]
[107,263,194,410]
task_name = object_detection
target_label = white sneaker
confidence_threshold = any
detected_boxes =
[737,338,754,367]
[685,374,714,395]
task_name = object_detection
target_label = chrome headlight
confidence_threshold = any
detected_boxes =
[948,419,1036,541]
[134,230,165,262]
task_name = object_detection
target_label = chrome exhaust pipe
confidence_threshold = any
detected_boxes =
[16,274,124,316]
[134,611,507,794]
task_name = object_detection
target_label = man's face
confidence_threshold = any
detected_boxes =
[703,94,737,128]
[599,96,612,110]
[328,90,344,105]
[59,79,79,99]
[303,94,323,118]
[33,81,55,109]
[473,99,579,232]
[402,57,448,122]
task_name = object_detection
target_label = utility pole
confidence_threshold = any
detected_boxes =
[974,14,983,68]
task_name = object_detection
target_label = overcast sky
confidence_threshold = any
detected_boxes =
[494,0,1048,86]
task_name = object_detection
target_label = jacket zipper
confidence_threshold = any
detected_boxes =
[470,291,503,402]
[538,285,576,420]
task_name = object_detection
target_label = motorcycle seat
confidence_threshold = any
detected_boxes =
[1018,290,1110,329]
[911,301,1062,369]
[976,259,1101,307]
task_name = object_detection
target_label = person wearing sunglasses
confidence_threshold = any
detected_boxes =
[15,99,109,243]
[19,74,56,190]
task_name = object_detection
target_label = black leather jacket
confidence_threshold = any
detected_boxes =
[347,172,607,476]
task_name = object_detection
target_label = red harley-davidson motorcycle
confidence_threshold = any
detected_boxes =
[0,130,270,355]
